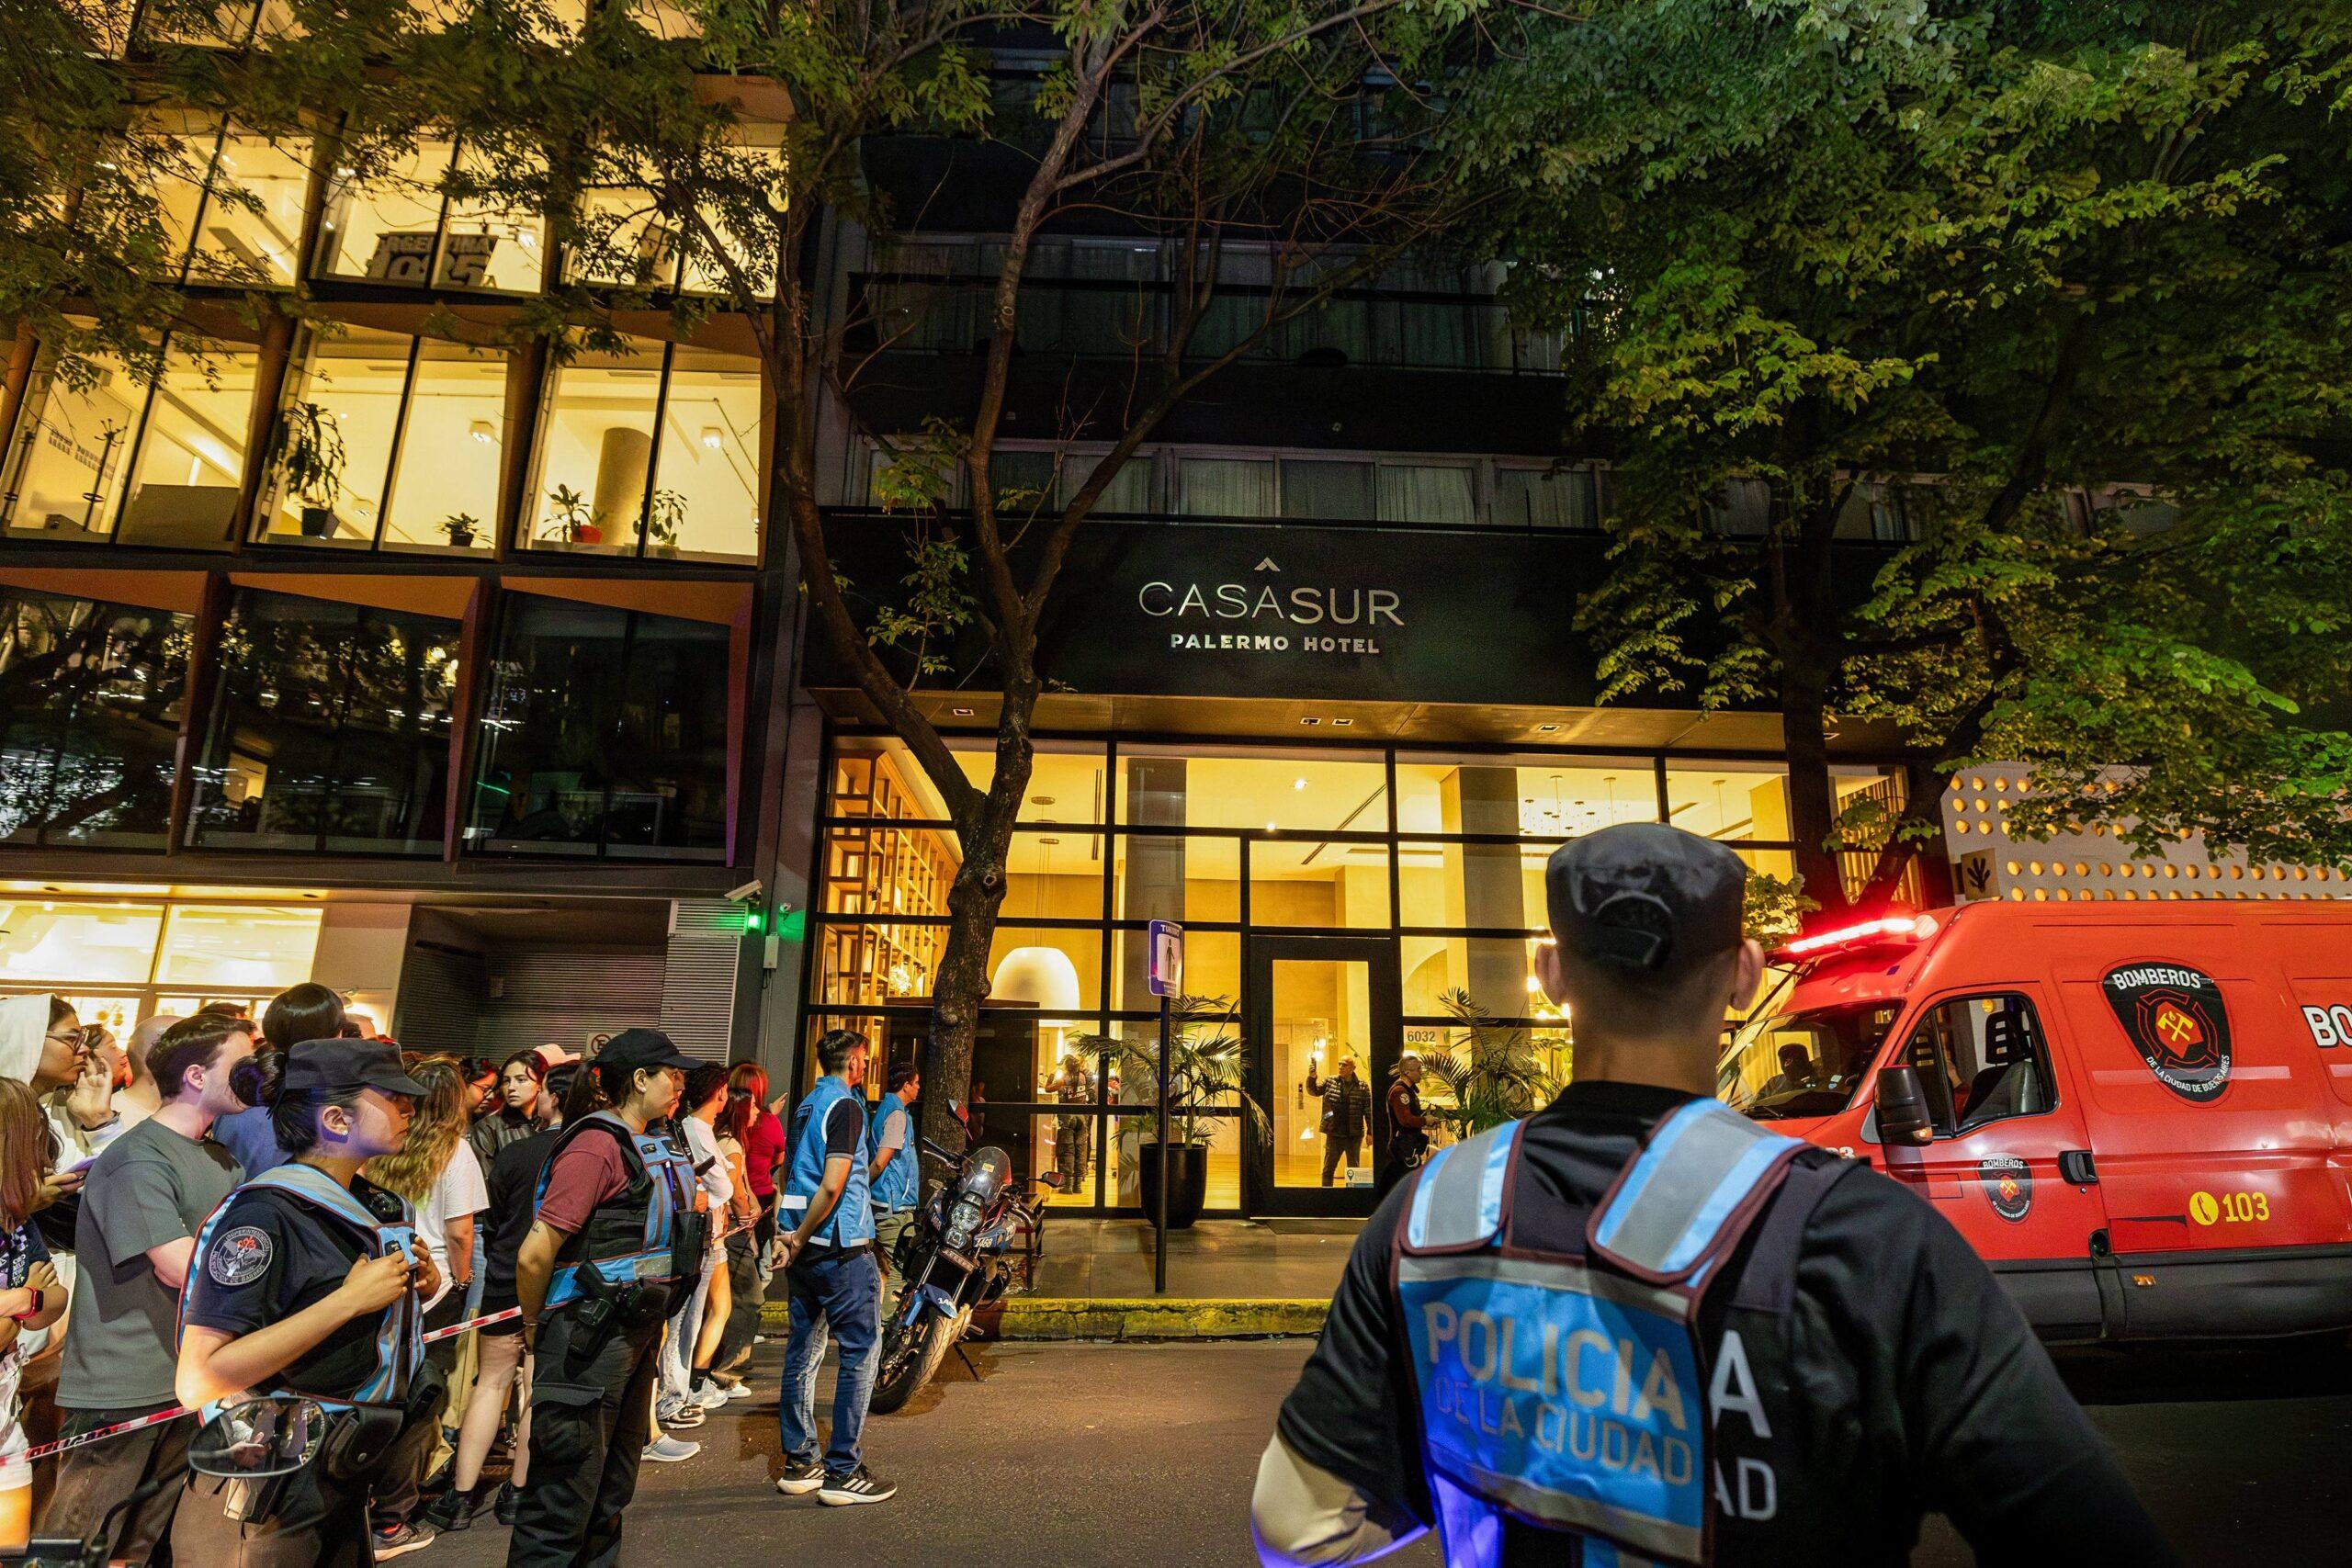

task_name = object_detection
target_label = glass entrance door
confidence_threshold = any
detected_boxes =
[1247,933,1401,1216]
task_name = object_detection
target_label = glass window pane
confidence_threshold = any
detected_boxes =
[1005,829,1106,918]
[154,904,322,988]
[1178,456,1273,518]
[317,140,458,285]
[680,125,785,299]
[1251,840,1392,929]
[1664,761,1789,842]
[820,820,962,917]
[826,737,1108,825]
[1280,459,1374,521]
[1495,467,1595,530]
[151,118,223,278]
[983,924,1102,1012]
[1400,927,1547,1024]
[1057,451,1153,515]
[815,919,949,1007]
[382,340,506,553]
[439,144,544,293]
[189,131,312,287]
[1395,754,1656,837]
[260,329,409,547]
[571,185,679,289]
[1,348,142,541]
[1112,928,1239,1012]
[1118,748,1389,834]
[526,344,662,553]
[118,337,256,550]
[190,590,458,855]
[1377,463,1476,525]
[0,901,164,986]
[469,596,628,854]
[649,346,761,561]
[1113,830,1240,924]
[1396,836,1549,931]
[0,592,191,848]
[601,612,729,860]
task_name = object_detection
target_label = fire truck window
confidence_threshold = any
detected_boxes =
[1900,994,2052,1135]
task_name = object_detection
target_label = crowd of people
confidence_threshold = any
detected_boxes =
[0,982,867,1565]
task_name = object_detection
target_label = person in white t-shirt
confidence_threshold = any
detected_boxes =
[656,1064,736,1427]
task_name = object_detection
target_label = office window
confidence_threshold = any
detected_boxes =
[178,130,312,287]
[256,328,505,553]
[316,138,542,294]
[116,336,261,550]
[526,339,759,561]
[189,589,459,855]
[469,597,730,861]
[0,592,191,848]
[1,346,143,541]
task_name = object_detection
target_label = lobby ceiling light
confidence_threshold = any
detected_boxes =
[700,426,724,450]
[1537,723,1559,732]
[469,420,495,444]
[1293,778,1307,790]
[1299,716,1321,727]
[1330,717,1353,728]
[951,706,974,716]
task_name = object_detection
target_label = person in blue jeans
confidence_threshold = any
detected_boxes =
[771,1030,894,1507]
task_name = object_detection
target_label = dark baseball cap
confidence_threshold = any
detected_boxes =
[281,1038,426,1100]
[1545,823,1748,976]
[595,1028,696,1074]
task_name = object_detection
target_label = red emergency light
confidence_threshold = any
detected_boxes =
[1770,909,1941,964]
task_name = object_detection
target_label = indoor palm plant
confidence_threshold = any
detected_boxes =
[1072,994,1270,1229]
[272,400,347,538]
[1419,987,1564,1139]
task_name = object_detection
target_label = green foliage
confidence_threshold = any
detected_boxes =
[1744,867,1817,948]
[1419,989,1561,1138]
[1457,2,2352,889]
[541,483,604,544]
[1076,995,1272,1150]
[271,402,348,510]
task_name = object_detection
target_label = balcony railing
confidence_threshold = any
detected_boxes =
[852,273,1573,376]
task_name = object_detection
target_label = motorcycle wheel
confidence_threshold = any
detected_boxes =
[868,1306,969,1415]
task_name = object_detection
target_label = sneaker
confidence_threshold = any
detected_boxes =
[643,1435,700,1463]
[659,1401,706,1429]
[774,1457,825,1495]
[722,1382,754,1402]
[818,1466,898,1506]
[692,1382,730,1411]
[372,1520,438,1559]
[420,1489,476,1533]
[494,1483,523,1527]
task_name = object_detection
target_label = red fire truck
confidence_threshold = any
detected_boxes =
[1718,899,2352,1343]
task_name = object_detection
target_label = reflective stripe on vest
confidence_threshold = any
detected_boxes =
[868,1099,921,1213]
[179,1162,421,1419]
[1396,1099,1804,1568]
[535,1111,693,1310]
[783,1077,876,1247]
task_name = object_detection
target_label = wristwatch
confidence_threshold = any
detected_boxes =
[10,1288,43,1321]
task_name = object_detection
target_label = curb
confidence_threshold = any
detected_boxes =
[759,1297,1329,1340]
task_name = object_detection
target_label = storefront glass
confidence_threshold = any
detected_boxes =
[0,591,192,849]
[808,736,1890,1213]
[0,897,320,1014]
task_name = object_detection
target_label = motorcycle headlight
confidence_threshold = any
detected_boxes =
[944,1194,985,1250]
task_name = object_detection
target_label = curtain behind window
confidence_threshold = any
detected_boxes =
[1280,459,1375,521]
[1377,463,1476,525]
[1180,457,1274,517]
[1495,468,1596,530]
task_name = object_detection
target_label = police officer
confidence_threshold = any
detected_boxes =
[508,1028,701,1568]
[173,1038,443,1566]
[866,1062,923,1324]
[1251,823,2179,1567]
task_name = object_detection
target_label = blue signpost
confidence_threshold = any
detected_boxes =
[1148,919,1182,1293]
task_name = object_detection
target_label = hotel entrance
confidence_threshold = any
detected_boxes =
[1248,933,1401,1215]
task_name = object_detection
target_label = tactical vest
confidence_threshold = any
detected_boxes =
[1396,1099,1809,1568]
[867,1098,921,1214]
[783,1077,876,1247]
[534,1111,697,1310]
[180,1162,423,1417]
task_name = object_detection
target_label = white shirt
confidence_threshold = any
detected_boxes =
[414,1141,489,1311]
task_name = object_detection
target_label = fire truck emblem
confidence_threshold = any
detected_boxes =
[1980,1156,2032,1223]
[2101,962,2233,1103]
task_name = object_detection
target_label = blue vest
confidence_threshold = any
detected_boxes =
[532,1111,695,1310]
[867,1097,921,1213]
[1396,1099,1806,1568]
[180,1162,423,1417]
[784,1077,876,1247]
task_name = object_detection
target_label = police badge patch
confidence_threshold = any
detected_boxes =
[208,1225,274,1286]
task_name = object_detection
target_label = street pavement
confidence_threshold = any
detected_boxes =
[426,1337,2352,1566]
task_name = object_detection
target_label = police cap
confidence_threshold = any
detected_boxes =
[595,1028,696,1074]
[281,1037,427,1100]
[1544,823,1747,976]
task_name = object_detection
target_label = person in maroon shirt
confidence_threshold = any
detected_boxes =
[1376,1055,1429,1197]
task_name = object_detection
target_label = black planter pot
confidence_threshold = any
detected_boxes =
[299,505,336,538]
[1137,1141,1207,1230]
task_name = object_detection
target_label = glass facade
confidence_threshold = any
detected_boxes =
[466,595,730,860]
[0,894,322,1023]
[807,734,1878,1213]
[317,137,546,295]
[188,588,460,854]
[0,591,192,848]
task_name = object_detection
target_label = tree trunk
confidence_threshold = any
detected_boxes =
[919,722,1035,1151]
[1781,666,1849,918]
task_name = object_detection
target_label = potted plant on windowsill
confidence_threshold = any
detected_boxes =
[438,512,483,549]
[1075,995,1270,1230]
[646,488,685,558]
[272,401,347,539]
[540,482,605,547]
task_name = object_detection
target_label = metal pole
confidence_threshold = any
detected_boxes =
[1154,990,1171,1294]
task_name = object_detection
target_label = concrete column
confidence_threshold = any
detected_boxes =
[592,425,651,540]
[1114,756,1186,1202]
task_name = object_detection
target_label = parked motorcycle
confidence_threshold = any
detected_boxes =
[868,1126,1057,1415]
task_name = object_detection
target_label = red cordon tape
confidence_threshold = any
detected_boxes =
[22,1305,527,1462]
